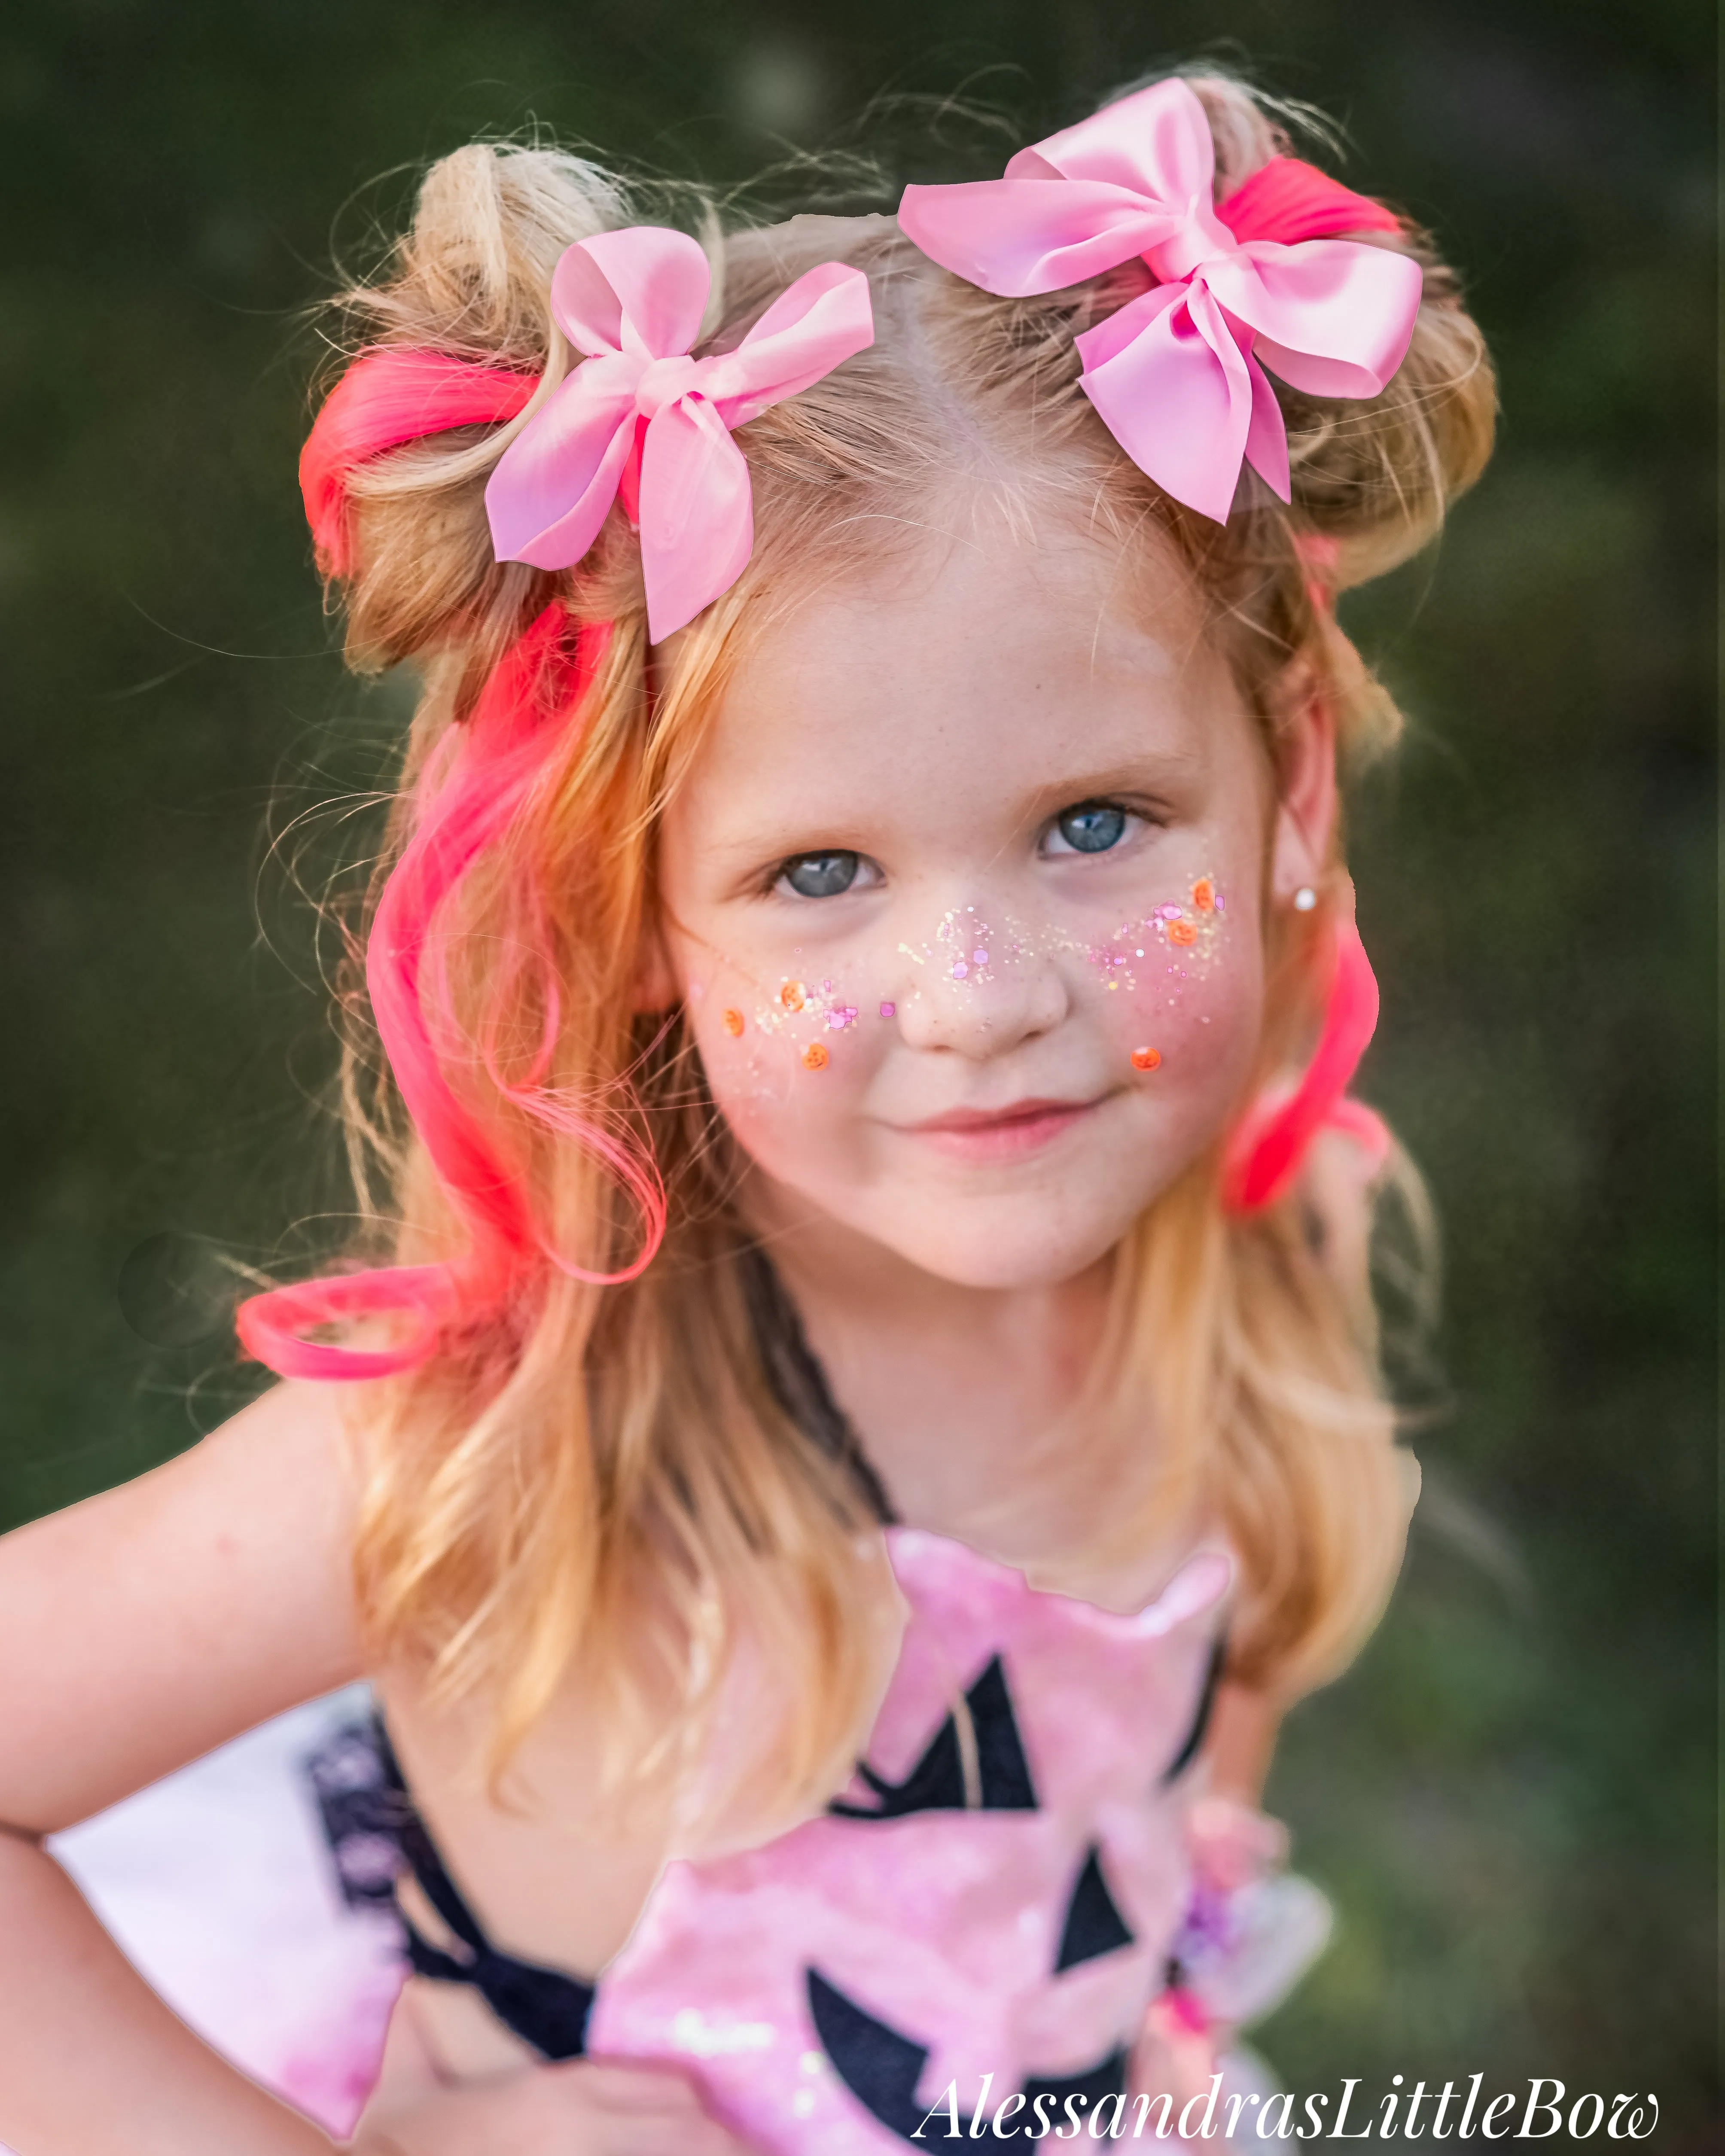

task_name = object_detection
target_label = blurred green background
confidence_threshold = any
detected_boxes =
[0,0,1713,2141]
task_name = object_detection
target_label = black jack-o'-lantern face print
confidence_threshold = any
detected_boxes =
[577,1531,1234,2152]
[802,1644,1221,2142]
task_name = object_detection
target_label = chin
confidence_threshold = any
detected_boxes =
[858,1197,1152,1292]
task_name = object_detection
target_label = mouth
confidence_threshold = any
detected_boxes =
[894,1093,1108,1162]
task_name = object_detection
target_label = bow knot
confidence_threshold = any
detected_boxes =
[1142,198,1232,284]
[899,79,1421,523]
[486,225,874,643]
[633,353,701,419]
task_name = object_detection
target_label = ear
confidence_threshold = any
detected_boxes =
[1265,661,1338,906]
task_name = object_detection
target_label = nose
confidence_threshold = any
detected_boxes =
[890,922,1071,1061]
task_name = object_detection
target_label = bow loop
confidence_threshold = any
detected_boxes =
[899,78,1421,522]
[488,226,874,642]
[1210,240,1422,400]
[706,259,878,427]
[552,225,710,362]
[1007,79,1219,212]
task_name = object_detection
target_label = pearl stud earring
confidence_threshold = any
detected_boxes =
[1292,886,1318,912]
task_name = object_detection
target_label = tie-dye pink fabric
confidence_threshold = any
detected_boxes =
[579,1529,1232,2149]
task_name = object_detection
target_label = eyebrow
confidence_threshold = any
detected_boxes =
[710,748,1208,872]
[1008,750,1207,828]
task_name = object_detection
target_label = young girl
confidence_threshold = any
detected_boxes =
[0,70,1494,2156]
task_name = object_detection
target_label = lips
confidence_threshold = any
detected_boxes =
[895,1095,1104,1162]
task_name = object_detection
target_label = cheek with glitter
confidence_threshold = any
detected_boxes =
[1086,875,1228,1002]
[709,949,874,1069]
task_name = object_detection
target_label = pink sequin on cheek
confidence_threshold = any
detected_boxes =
[879,1002,896,1019]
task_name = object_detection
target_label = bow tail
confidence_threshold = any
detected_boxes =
[637,395,753,643]
[1240,337,1292,502]
[485,364,640,570]
[1074,280,1255,522]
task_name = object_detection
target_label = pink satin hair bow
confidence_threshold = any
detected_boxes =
[486,227,874,642]
[898,79,1422,521]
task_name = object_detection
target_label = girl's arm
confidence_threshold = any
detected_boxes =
[0,1381,364,2155]
[0,1383,761,2156]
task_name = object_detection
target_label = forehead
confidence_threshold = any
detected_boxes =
[682,521,1250,834]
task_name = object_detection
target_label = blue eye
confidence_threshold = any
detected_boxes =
[779,850,861,898]
[1049,803,1128,855]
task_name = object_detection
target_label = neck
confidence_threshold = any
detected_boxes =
[742,1175,1143,1584]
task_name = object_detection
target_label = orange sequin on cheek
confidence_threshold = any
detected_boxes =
[1131,1047,1162,1072]
[780,981,807,1012]
[721,1008,745,1036]
[1191,878,1215,912]
[802,1042,829,1071]
[1167,918,1198,947]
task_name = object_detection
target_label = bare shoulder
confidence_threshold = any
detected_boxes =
[0,1379,366,1834]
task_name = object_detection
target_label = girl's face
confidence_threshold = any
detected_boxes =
[656,521,1327,1290]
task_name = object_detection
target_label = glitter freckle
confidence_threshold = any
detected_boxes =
[721,1008,744,1037]
[1131,1047,1161,1072]
[802,1043,829,1071]
[971,948,987,967]
[780,981,806,1012]
[951,961,968,980]
[879,1001,896,1019]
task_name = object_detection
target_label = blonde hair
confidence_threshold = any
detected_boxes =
[311,73,1496,1817]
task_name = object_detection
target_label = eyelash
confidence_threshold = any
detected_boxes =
[768,850,882,901]
[1039,798,1145,858]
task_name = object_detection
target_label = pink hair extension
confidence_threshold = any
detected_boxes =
[298,348,536,576]
[239,351,668,1380]
[1222,916,1387,1214]
[1219,550,1378,1210]
[1292,531,1342,617]
[239,604,667,1380]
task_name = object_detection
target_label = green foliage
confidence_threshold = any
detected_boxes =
[0,0,1711,2134]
